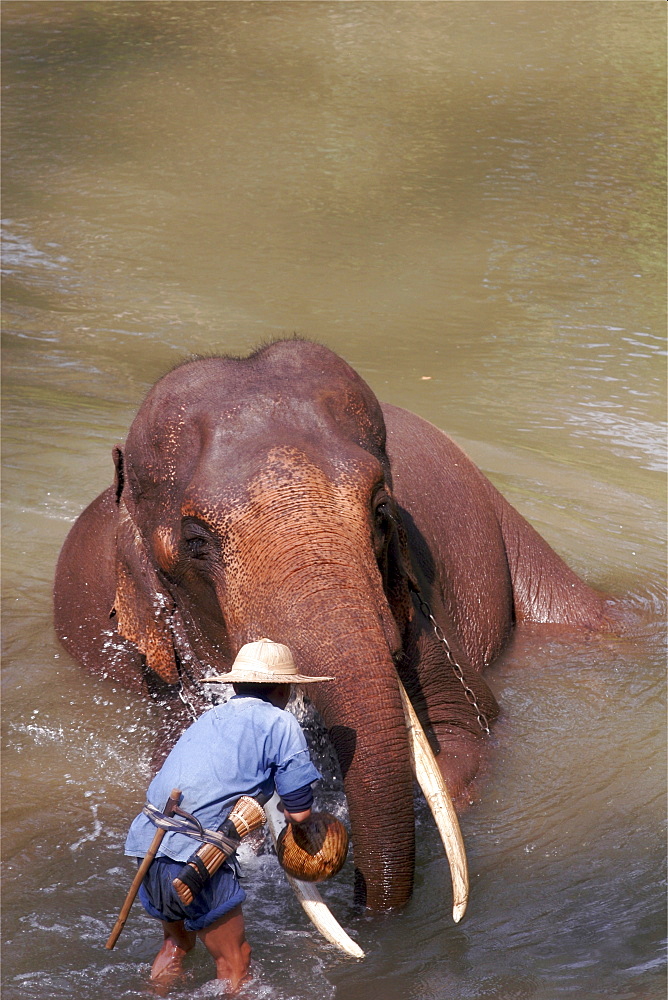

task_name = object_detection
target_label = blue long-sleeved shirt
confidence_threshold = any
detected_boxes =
[125,694,321,862]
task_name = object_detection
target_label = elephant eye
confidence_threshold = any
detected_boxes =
[185,537,208,559]
[372,495,395,565]
[373,497,395,532]
[182,521,214,561]
[375,503,389,526]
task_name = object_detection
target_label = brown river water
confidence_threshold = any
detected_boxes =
[1,3,666,999]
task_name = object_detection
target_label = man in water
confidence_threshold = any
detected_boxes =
[124,638,333,990]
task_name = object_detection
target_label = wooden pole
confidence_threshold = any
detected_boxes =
[105,787,182,950]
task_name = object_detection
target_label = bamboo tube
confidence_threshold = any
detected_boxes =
[173,796,265,905]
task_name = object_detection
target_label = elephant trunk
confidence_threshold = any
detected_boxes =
[297,628,415,910]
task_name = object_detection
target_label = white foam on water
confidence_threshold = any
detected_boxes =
[69,802,103,852]
[191,958,336,1000]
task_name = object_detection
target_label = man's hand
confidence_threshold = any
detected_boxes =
[279,801,311,825]
[278,782,314,825]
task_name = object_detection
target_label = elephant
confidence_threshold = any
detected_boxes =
[53,339,621,912]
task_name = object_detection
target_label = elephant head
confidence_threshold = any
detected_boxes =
[109,340,465,910]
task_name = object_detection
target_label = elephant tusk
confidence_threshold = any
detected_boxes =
[265,794,365,959]
[398,680,469,923]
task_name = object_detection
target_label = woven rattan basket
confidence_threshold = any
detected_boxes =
[276,812,349,882]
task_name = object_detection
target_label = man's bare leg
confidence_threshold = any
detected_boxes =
[197,904,251,990]
[150,919,196,984]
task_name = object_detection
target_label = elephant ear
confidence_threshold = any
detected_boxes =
[113,496,180,686]
[384,506,418,640]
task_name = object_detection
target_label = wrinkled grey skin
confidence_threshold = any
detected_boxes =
[54,340,618,910]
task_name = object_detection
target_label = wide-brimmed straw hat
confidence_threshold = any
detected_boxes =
[204,638,334,685]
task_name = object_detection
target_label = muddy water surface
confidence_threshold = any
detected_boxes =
[2,3,666,999]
